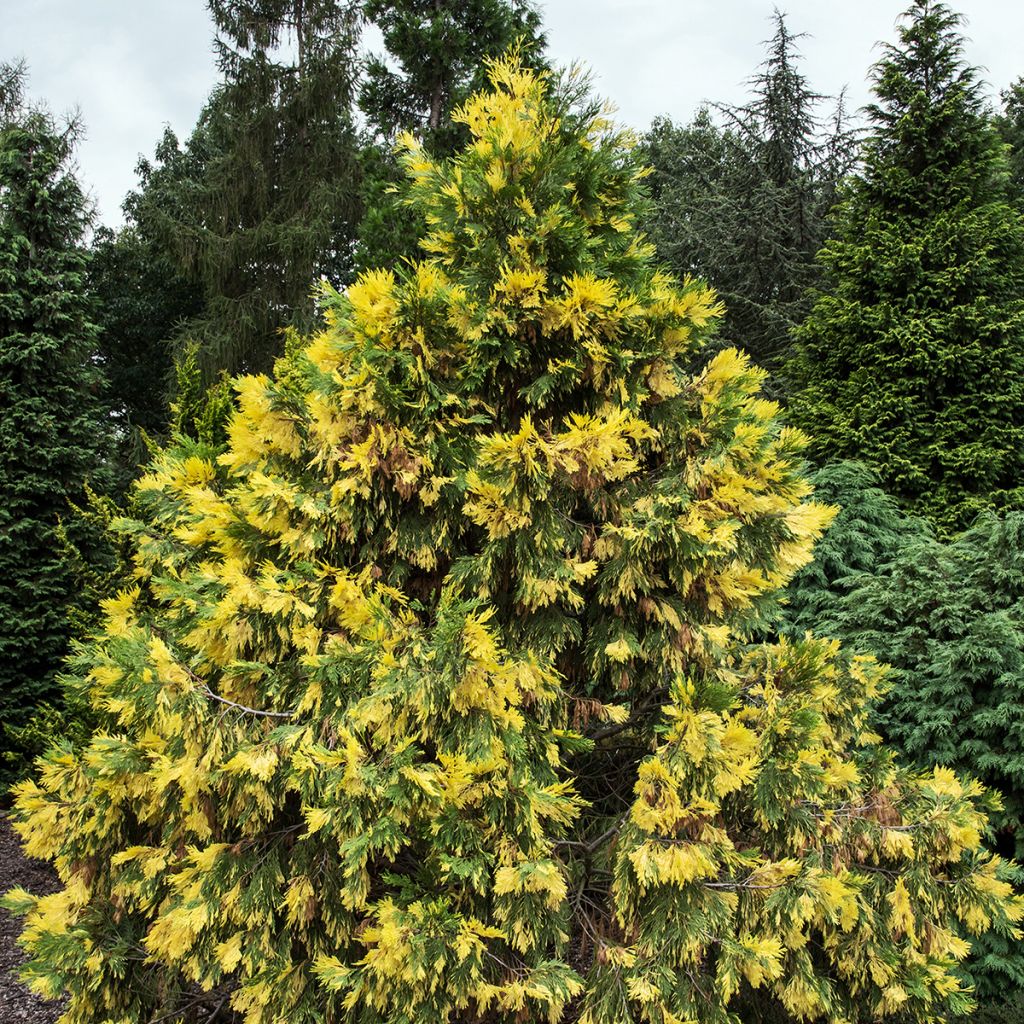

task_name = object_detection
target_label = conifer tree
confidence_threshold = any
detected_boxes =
[89,216,204,491]
[5,59,1022,1024]
[134,0,364,379]
[642,13,854,385]
[787,1,1024,533]
[0,63,113,784]
[355,0,544,270]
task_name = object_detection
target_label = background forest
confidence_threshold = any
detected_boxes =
[4,1,1024,1022]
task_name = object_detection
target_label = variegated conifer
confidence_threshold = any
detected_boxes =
[4,57,1021,1024]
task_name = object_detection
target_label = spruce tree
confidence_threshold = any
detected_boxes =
[0,63,113,784]
[133,0,364,379]
[787,0,1024,533]
[355,0,545,270]
[5,59,1022,1024]
[642,13,854,385]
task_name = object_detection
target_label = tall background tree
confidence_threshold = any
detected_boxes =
[355,0,545,270]
[787,0,1024,533]
[0,62,114,785]
[642,12,855,387]
[129,0,364,380]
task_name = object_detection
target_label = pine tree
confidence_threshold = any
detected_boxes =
[5,59,1021,1024]
[133,1,364,379]
[0,63,113,784]
[787,0,1024,533]
[642,13,854,385]
[355,0,545,270]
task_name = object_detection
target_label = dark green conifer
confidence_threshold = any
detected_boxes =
[0,62,113,784]
[776,461,927,638]
[787,1,1024,533]
[642,12,854,384]
[810,512,1024,1001]
[996,77,1024,205]
[133,1,364,379]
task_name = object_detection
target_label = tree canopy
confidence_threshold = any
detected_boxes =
[642,12,854,386]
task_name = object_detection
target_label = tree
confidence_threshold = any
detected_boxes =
[786,0,1024,534]
[0,62,113,785]
[642,12,854,385]
[5,59,1021,1024]
[133,0,364,380]
[89,215,204,491]
[355,0,545,270]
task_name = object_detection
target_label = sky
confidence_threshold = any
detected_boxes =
[4,0,1024,226]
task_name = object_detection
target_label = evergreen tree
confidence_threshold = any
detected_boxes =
[0,63,113,785]
[787,1,1024,533]
[89,216,203,491]
[355,0,545,270]
[824,515,1024,858]
[133,0,364,379]
[5,60,1022,1024]
[642,13,854,384]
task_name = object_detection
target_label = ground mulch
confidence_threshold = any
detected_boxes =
[0,814,63,1023]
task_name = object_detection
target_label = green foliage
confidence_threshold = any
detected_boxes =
[775,467,1024,1005]
[968,991,1024,1024]
[0,62,114,788]
[5,59,1022,1024]
[131,0,364,379]
[787,0,1024,533]
[776,461,928,637]
[355,0,545,271]
[995,77,1024,206]
[170,343,235,449]
[818,513,1024,859]
[89,216,202,491]
[642,12,854,385]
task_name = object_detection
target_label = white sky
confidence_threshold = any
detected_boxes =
[4,0,1023,225]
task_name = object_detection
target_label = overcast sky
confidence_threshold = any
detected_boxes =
[5,0,1024,226]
